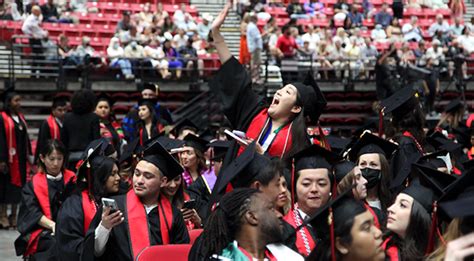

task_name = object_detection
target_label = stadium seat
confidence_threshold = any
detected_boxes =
[136,244,192,261]
[188,229,203,245]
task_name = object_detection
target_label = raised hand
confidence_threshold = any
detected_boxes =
[211,0,232,33]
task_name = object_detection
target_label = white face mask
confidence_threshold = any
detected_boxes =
[113,43,120,49]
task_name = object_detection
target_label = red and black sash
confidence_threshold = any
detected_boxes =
[283,209,316,256]
[126,190,173,260]
[1,111,28,187]
[382,237,400,261]
[139,123,164,146]
[46,115,60,140]
[81,190,98,235]
[364,202,381,229]
[25,170,76,256]
[402,131,424,154]
[238,108,293,158]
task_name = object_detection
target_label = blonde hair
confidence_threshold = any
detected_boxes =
[427,218,463,261]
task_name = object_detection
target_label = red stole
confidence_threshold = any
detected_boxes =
[126,190,173,260]
[238,108,293,158]
[283,209,316,257]
[382,237,400,261]
[81,190,98,235]
[139,123,164,146]
[1,111,28,187]
[46,115,60,140]
[24,170,76,256]
[364,202,381,229]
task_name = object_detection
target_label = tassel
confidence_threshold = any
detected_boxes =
[329,207,336,261]
[291,158,295,210]
[425,202,438,255]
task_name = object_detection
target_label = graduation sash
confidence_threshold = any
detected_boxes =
[126,190,173,260]
[139,123,165,146]
[25,170,76,256]
[382,237,400,261]
[1,111,27,187]
[239,108,293,159]
[81,190,98,235]
[283,208,316,257]
[364,202,381,229]
[46,115,60,140]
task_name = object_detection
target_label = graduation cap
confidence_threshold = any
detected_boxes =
[417,150,449,169]
[334,160,356,183]
[346,131,398,162]
[199,128,215,143]
[380,87,419,119]
[157,136,185,151]
[141,82,160,96]
[171,118,199,136]
[444,98,463,113]
[138,97,158,107]
[401,181,435,214]
[119,138,141,164]
[183,133,208,153]
[208,140,231,161]
[82,138,116,159]
[291,71,327,124]
[293,144,343,172]
[215,142,271,194]
[140,137,184,179]
[326,136,352,156]
[412,163,457,199]
[304,188,365,261]
[96,92,115,107]
[76,140,105,181]
[452,125,472,149]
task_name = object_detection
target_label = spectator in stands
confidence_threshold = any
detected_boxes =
[426,39,445,67]
[428,14,450,38]
[41,0,69,23]
[115,11,132,34]
[450,0,466,19]
[413,40,428,65]
[342,15,354,30]
[334,0,351,21]
[407,0,422,9]
[120,25,141,46]
[239,13,251,65]
[286,0,308,19]
[197,13,212,40]
[333,27,350,47]
[374,3,392,28]
[392,0,404,19]
[262,17,278,52]
[298,40,314,61]
[330,38,347,79]
[107,37,134,80]
[247,13,263,84]
[402,16,423,42]
[70,0,88,13]
[352,28,366,46]
[301,25,320,52]
[139,26,153,45]
[25,0,39,15]
[386,18,403,41]
[371,24,388,43]
[398,42,416,66]
[450,17,465,37]
[162,16,176,34]
[361,37,378,79]
[73,36,95,64]
[144,39,171,79]
[22,5,47,73]
[179,38,204,80]
[138,3,154,27]
[173,3,190,29]
[347,5,363,28]
[124,40,145,59]
[345,36,364,79]
[276,25,299,59]
[458,26,474,54]
[315,40,333,80]
[173,28,189,50]
[154,3,168,28]
[57,34,78,65]
[305,0,325,18]
[425,0,448,10]
[162,39,183,79]
[42,33,58,61]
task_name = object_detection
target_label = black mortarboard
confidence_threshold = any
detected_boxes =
[417,150,449,169]
[334,160,356,183]
[82,138,116,158]
[76,140,105,180]
[426,131,448,150]
[440,187,474,221]
[138,97,158,107]
[326,136,352,156]
[208,140,231,161]
[140,137,184,179]
[119,138,141,164]
[347,131,398,162]
[412,163,457,200]
[380,87,419,118]
[402,181,435,213]
[96,92,115,106]
[291,71,327,124]
[183,133,208,153]
[171,118,199,136]
[354,119,379,137]
[452,125,471,149]
[216,142,271,193]
[462,159,474,172]
[444,98,463,113]
[199,128,215,143]
[141,82,159,94]
[294,144,342,172]
[157,136,185,151]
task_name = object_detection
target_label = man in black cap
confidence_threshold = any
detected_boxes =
[88,139,189,261]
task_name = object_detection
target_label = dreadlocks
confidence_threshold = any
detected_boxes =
[199,188,260,258]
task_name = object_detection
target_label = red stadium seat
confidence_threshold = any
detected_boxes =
[188,229,203,245]
[136,244,192,261]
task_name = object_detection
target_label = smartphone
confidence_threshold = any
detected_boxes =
[183,199,196,210]
[224,129,249,146]
[101,198,118,213]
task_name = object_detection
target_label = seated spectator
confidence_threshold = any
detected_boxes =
[406,0,422,9]
[398,42,416,66]
[70,0,88,13]
[428,14,450,38]
[179,38,204,80]
[305,0,325,18]
[138,3,154,27]
[333,27,350,47]
[371,24,388,43]
[140,26,154,45]
[107,37,134,80]
[329,39,347,78]
[450,17,465,37]
[433,29,451,46]
[414,40,428,66]
[73,36,96,64]
[154,2,169,28]
[143,39,172,79]
[173,28,189,50]
[179,13,197,32]
[425,39,445,68]
[162,39,183,79]
[361,37,378,79]
[162,16,176,33]
[374,3,393,28]
[173,3,190,29]
[402,16,423,42]
[124,41,145,59]
[347,5,363,28]
[315,40,333,79]
[287,0,308,19]
[120,25,141,46]
[190,33,209,56]
[292,27,304,47]
[458,27,474,54]
[345,36,364,79]
[334,0,351,21]
[362,0,374,17]
[197,13,212,40]
[25,0,39,15]
[42,33,57,62]
[116,11,132,34]
[301,25,320,52]
[342,15,353,30]
[41,0,70,23]
[424,0,448,10]
[276,25,299,59]
[0,2,22,21]
[351,28,366,46]
[57,34,79,65]
[386,17,403,41]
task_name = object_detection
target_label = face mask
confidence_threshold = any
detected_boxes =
[113,43,119,49]
[360,168,381,189]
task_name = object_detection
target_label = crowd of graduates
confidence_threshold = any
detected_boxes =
[1,2,474,261]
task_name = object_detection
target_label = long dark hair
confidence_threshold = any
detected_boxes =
[199,188,260,258]
[391,105,426,145]
[137,101,158,129]
[385,199,431,261]
[77,155,118,202]
[71,89,97,115]
[38,139,68,172]
[287,91,310,159]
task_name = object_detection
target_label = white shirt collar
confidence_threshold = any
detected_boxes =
[46,172,63,181]
[144,204,157,214]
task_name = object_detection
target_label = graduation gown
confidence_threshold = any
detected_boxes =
[91,191,190,261]
[390,134,423,193]
[0,111,31,203]
[35,116,62,163]
[382,236,401,261]
[15,170,76,259]
[282,209,317,257]
[186,175,212,220]
[136,123,164,146]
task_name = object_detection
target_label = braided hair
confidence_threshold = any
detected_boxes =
[199,188,260,258]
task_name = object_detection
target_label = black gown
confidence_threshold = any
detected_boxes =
[87,194,190,261]
[0,113,31,204]
[35,119,62,162]
[15,177,72,260]
[390,135,423,193]
[186,176,211,220]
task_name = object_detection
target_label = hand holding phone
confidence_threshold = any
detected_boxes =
[101,198,123,229]
[183,199,196,210]
[224,129,249,146]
